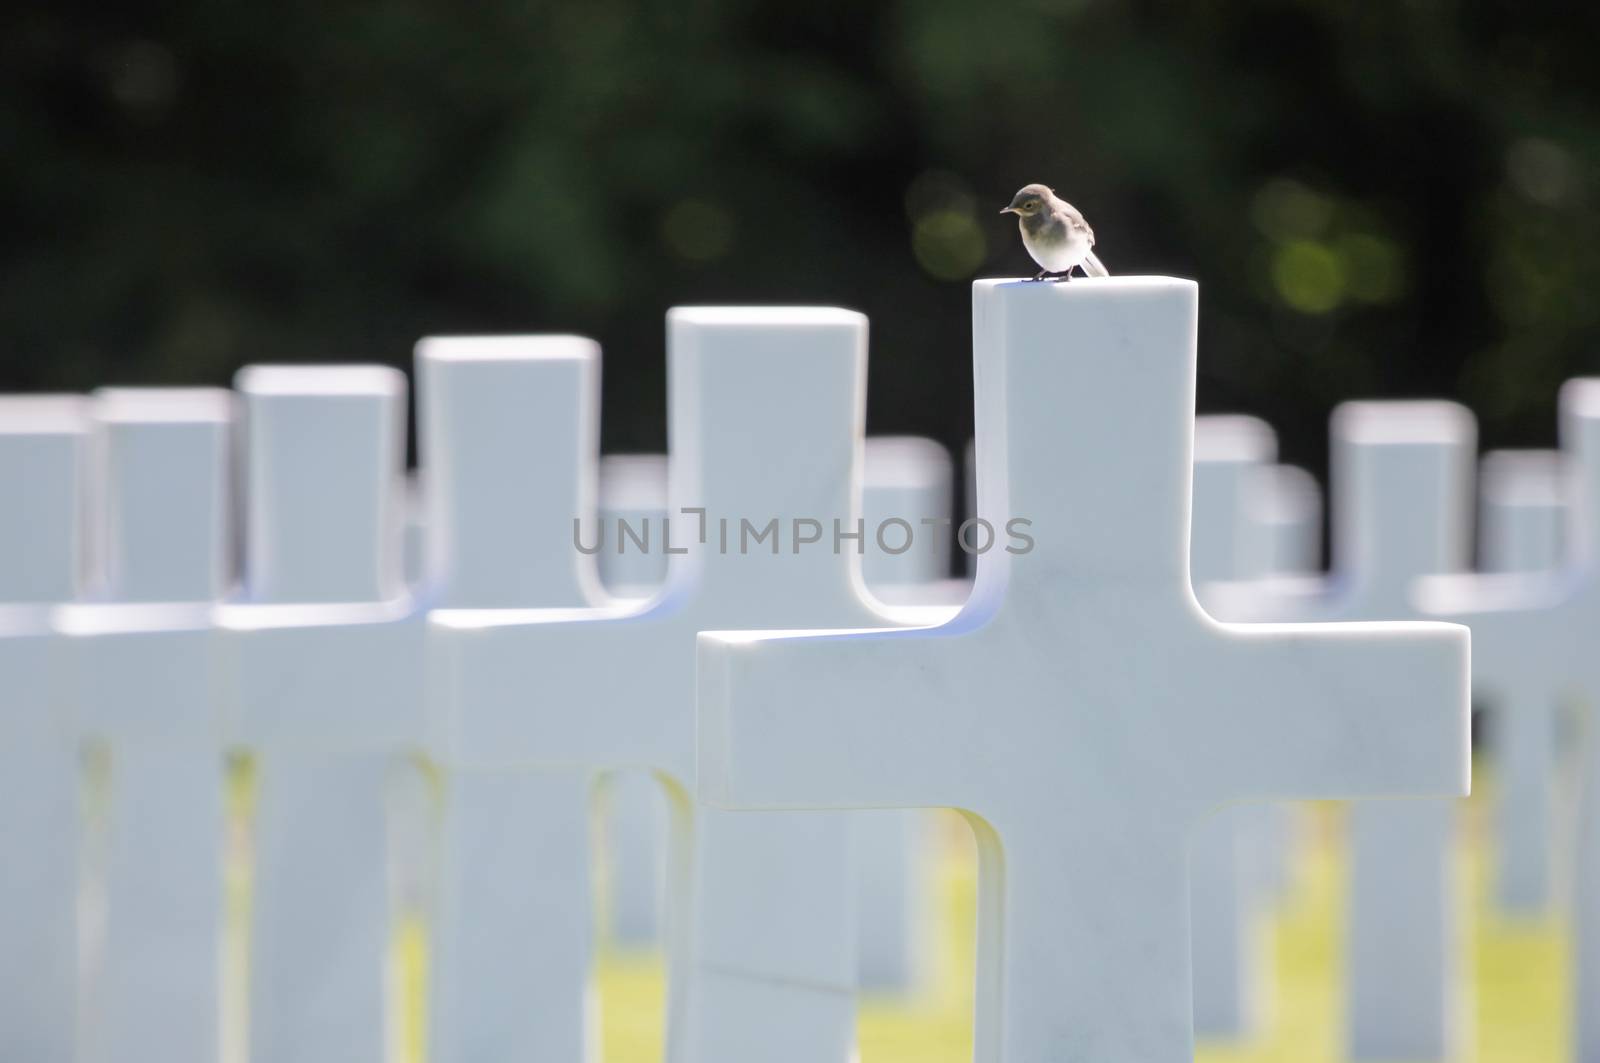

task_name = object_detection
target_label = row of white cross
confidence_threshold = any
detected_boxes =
[0,277,1589,1063]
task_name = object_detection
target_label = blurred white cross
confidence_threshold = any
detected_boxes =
[0,396,88,1063]
[216,366,419,1063]
[1209,399,1478,1062]
[57,388,233,1063]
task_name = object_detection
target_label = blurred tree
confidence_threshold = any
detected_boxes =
[2,0,1597,481]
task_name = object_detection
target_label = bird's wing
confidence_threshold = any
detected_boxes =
[1055,200,1095,243]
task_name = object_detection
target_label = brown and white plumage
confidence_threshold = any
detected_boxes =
[1000,183,1109,280]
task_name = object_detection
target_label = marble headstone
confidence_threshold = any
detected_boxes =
[698,278,1471,1063]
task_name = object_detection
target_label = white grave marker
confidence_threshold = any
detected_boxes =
[1476,450,1566,914]
[56,389,233,1063]
[1409,381,1600,1062]
[430,308,959,1063]
[215,366,418,1063]
[697,278,1470,1063]
[1208,400,1476,1061]
[418,336,604,1063]
[595,453,673,949]
[855,436,957,994]
[0,396,87,1063]
[1241,462,1325,906]
[1188,414,1277,1040]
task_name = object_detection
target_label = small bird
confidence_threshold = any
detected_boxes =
[1000,184,1109,281]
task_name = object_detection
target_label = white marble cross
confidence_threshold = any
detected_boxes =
[215,366,419,1063]
[430,308,958,1063]
[417,335,605,1063]
[1410,381,1600,1062]
[1188,414,1278,1041]
[0,396,87,1063]
[696,277,1471,1063]
[1208,399,1477,1061]
[1474,449,1567,914]
[55,389,233,1063]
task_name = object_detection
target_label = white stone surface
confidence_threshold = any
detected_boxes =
[1249,463,1323,577]
[430,308,960,1063]
[854,436,955,994]
[1240,462,1324,906]
[1580,725,1600,1063]
[1208,399,1477,1062]
[55,388,233,1063]
[595,454,673,951]
[596,437,955,980]
[697,277,1470,1063]
[861,435,954,591]
[403,473,426,588]
[598,454,670,600]
[1477,450,1566,914]
[0,396,88,1063]
[602,768,670,947]
[216,365,417,1063]
[1410,381,1600,1063]
[417,335,605,1063]
[1188,414,1277,1041]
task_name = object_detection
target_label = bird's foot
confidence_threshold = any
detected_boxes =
[1031,269,1050,282]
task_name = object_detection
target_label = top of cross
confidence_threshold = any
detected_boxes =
[1193,415,1276,463]
[234,364,407,605]
[0,395,88,434]
[235,364,405,397]
[966,277,1204,618]
[93,388,232,424]
[86,388,234,604]
[0,396,88,606]
[417,334,596,363]
[1413,379,1600,697]
[416,335,602,610]
[1482,450,1566,509]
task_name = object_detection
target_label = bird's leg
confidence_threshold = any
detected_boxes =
[1032,268,1049,282]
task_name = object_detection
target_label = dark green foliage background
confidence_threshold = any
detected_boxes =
[4,0,1598,480]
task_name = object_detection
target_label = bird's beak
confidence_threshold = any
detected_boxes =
[999,206,1019,215]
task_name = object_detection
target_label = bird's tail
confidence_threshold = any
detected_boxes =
[1082,250,1109,277]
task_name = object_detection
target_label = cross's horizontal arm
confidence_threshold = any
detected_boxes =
[697,623,982,813]
[1194,618,1470,807]
[429,603,698,775]
[1414,571,1579,700]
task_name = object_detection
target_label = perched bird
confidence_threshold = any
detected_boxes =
[1000,184,1109,281]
